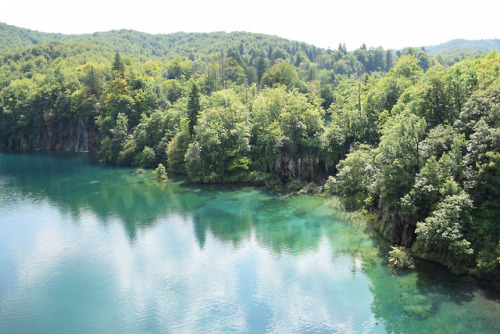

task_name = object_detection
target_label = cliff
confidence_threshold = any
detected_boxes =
[5,121,99,153]
[273,153,327,184]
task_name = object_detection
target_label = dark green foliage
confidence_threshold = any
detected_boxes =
[167,119,190,174]
[112,53,125,78]
[187,82,200,136]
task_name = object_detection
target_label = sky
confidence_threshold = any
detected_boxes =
[1,0,499,50]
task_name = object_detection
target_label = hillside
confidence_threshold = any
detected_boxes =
[0,22,324,61]
[0,22,76,52]
[423,38,500,55]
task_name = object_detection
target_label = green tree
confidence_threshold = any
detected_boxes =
[330,144,376,209]
[250,87,324,171]
[108,113,129,163]
[166,57,192,80]
[374,111,427,208]
[261,62,298,89]
[416,192,474,261]
[167,118,190,173]
[186,90,251,182]
[155,163,167,180]
[112,53,125,79]
[187,82,201,136]
[256,54,267,84]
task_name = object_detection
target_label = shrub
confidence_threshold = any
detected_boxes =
[155,163,167,181]
[388,246,415,269]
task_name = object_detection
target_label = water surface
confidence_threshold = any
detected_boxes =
[0,152,499,333]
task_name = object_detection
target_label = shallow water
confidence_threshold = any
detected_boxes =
[0,152,499,333]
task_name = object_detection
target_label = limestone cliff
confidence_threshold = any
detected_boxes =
[273,153,327,184]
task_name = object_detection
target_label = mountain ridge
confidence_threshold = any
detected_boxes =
[422,38,500,55]
[0,22,324,60]
[1,22,499,64]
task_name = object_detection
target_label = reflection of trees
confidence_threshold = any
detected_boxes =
[192,192,332,254]
[1,153,344,253]
[0,153,207,240]
[1,153,385,257]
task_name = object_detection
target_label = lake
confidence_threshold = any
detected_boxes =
[0,152,499,333]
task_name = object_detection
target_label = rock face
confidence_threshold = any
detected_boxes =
[6,121,99,153]
[40,121,99,152]
[273,153,326,183]
[377,205,416,247]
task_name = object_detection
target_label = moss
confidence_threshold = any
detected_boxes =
[401,292,434,318]
[288,179,302,192]
[403,304,433,318]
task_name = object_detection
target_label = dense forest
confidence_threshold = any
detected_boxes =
[0,23,499,287]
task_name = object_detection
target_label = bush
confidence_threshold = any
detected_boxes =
[388,246,415,269]
[155,163,167,181]
[323,176,336,195]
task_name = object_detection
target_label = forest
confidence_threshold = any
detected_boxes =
[0,23,499,287]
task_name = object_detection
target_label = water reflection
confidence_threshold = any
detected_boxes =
[0,152,334,253]
[1,152,499,333]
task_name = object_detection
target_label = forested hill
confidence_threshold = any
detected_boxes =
[0,23,75,52]
[423,38,500,55]
[0,22,324,61]
[3,22,497,62]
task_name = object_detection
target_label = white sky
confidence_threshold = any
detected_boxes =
[1,0,499,50]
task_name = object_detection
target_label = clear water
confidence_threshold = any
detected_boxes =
[0,152,499,334]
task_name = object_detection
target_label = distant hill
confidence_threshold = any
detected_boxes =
[423,38,500,56]
[0,22,324,61]
[0,23,76,52]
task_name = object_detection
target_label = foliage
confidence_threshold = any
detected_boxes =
[329,144,375,209]
[155,163,167,181]
[388,246,416,270]
[415,192,474,260]
[186,90,250,182]
[250,87,324,171]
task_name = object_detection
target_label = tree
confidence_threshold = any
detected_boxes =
[385,50,394,71]
[320,84,334,110]
[167,118,190,173]
[330,144,376,208]
[256,54,267,84]
[261,62,298,89]
[112,53,125,79]
[155,163,167,180]
[187,82,201,137]
[166,57,192,80]
[338,43,347,55]
[250,87,324,171]
[374,111,427,208]
[108,113,129,163]
[416,192,474,261]
[186,90,251,182]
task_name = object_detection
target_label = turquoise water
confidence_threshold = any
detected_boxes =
[0,152,499,333]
